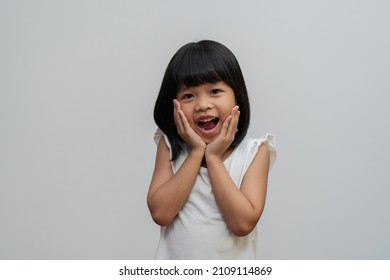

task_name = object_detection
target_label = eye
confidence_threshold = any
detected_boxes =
[210,89,221,95]
[180,93,194,100]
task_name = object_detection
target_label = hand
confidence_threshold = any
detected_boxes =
[206,105,240,158]
[173,99,206,153]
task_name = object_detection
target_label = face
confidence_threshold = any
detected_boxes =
[175,81,236,144]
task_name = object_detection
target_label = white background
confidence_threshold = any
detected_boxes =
[1,0,389,259]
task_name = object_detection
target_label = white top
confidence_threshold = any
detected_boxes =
[153,129,276,259]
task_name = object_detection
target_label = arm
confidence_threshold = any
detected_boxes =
[147,137,204,226]
[206,143,271,236]
[205,106,271,236]
[147,100,206,226]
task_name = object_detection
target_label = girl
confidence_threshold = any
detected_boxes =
[147,40,276,259]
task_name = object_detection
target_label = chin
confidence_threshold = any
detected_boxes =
[200,134,217,144]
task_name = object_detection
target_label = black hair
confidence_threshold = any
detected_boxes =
[154,40,250,161]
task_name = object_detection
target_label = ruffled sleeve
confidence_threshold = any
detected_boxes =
[153,128,173,160]
[154,127,172,147]
[257,133,276,170]
[153,128,164,146]
[223,134,276,188]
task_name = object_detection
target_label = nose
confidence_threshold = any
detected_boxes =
[195,96,212,112]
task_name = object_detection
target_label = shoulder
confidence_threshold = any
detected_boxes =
[154,128,169,147]
[153,128,188,172]
[237,134,276,170]
[154,128,173,157]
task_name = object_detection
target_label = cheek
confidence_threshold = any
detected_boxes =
[180,106,195,124]
[180,106,190,117]
[219,104,235,120]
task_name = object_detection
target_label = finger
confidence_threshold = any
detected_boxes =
[173,99,182,111]
[178,110,194,133]
[172,100,179,125]
[173,100,184,132]
[221,115,233,136]
[225,106,237,136]
[232,106,240,129]
[174,100,193,135]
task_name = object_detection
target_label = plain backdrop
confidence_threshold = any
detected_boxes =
[1,0,389,259]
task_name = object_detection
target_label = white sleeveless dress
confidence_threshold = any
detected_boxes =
[153,129,276,259]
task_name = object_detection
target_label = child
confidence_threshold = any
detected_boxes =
[147,40,276,259]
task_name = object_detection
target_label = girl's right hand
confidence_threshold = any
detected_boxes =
[173,99,206,153]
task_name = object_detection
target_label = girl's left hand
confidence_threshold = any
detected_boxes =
[205,105,240,158]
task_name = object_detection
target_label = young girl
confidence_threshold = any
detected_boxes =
[147,40,276,259]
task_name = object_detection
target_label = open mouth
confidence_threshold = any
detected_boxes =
[197,117,219,131]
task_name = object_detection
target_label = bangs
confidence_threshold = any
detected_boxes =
[172,45,226,90]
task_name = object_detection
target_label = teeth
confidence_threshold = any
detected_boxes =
[198,117,215,123]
